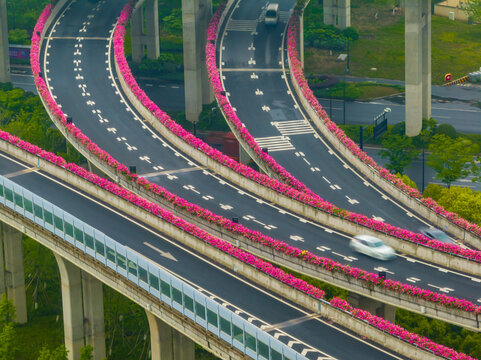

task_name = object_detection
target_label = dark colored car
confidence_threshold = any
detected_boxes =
[419,228,454,244]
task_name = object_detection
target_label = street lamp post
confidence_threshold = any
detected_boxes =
[343,37,350,125]
[421,126,431,194]
[7,2,15,29]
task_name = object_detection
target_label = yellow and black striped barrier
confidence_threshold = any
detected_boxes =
[443,75,469,86]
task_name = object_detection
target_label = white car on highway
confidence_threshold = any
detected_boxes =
[349,235,396,261]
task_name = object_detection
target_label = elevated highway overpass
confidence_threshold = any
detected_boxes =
[0,0,477,358]
[36,0,481,332]
[0,147,415,360]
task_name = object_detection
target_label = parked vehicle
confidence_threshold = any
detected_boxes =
[419,227,454,244]
[349,235,396,261]
[264,3,279,25]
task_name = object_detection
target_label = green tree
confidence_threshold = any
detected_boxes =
[464,0,481,22]
[0,294,17,360]
[37,345,68,360]
[427,134,479,187]
[79,345,93,360]
[379,134,419,174]
[0,323,16,360]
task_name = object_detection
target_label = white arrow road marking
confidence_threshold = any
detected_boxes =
[262,105,270,112]
[255,89,263,95]
[220,203,233,210]
[372,215,385,222]
[290,235,304,242]
[345,196,359,205]
[374,267,395,275]
[143,242,178,262]
[428,284,454,293]
[250,73,258,79]
[183,185,200,194]
[406,277,420,283]
[332,251,357,262]
[316,246,331,252]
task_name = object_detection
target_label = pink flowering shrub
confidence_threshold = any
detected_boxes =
[330,298,477,360]
[285,7,481,246]
[28,2,481,314]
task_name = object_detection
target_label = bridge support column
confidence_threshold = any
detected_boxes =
[82,271,106,360]
[347,293,396,323]
[56,255,107,360]
[182,0,213,123]
[3,224,27,324]
[146,310,195,360]
[0,0,10,83]
[131,0,160,63]
[323,0,336,26]
[405,0,431,137]
[323,0,350,29]
[337,0,351,30]
[55,254,84,360]
[239,143,251,166]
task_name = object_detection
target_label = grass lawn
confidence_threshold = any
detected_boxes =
[314,81,403,100]
[16,315,64,360]
[304,1,481,85]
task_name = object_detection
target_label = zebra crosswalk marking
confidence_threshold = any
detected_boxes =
[226,19,258,31]
[272,120,315,136]
[254,136,295,152]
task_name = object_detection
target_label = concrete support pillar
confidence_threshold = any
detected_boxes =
[337,0,351,30]
[323,0,336,26]
[200,0,214,105]
[146,311,195,360]
[173,328,195,359]
[55,254,84,360]
[183,0,213,123]
[3,224,27,324]
[421,0,432,120]
[347,293,396,323]
[131,0,160,63]
[0,224,6,295]
[146,311,174,360]
[405,0,430,136]
[0,0,10,83]
[82,271,106,360]
[239,143,251,165]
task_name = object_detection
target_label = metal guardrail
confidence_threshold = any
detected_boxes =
[0,174,308,360]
